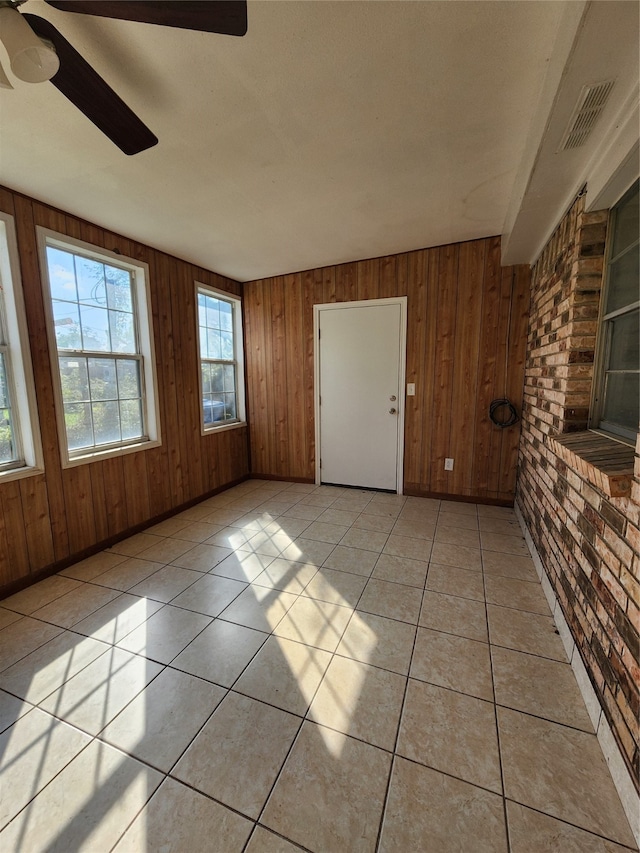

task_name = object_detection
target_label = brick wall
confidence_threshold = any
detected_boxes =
[517,194,640,790]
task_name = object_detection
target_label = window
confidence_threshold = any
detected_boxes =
[592,180,639,444]
[196,284,245,430]
[39,230,160,464]
[0,213,43,481]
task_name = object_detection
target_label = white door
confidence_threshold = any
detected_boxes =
[316,299,406,491]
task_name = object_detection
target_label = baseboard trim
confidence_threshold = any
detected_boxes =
[514,502,640,848]
[0,474,250,601]
[403,486,513,507]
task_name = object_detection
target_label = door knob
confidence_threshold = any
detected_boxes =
[389,408,397,414]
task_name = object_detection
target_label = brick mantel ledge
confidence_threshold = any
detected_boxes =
[547,431,635,499]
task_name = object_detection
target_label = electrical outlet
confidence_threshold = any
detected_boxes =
[407,383,415,396]
[444,457,454,471]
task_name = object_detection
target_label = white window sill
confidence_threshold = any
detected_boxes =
[0,464,45,484]
[62,438,162,469]
[201,420,247,437]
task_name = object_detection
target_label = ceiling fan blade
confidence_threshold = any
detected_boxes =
[44,1,247,37]
[24,14,157,156]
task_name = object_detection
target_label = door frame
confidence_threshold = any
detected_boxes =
[313,297,408,493]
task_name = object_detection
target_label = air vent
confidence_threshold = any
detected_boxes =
[561,80,615,150]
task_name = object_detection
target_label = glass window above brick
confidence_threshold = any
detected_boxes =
[593,180,639,443]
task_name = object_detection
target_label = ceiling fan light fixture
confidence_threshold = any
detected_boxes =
[0,5,59,83]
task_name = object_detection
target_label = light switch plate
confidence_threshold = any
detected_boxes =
[407,383,416,396]
[444,458,454,471]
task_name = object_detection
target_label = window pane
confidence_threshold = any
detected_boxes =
[219,300,233,331]
[88,358,118,401]
[0,353,9,408]
[201,362,211,395]
[0,355,15,464]
[64,402,94,450]
[75,256,106,307]
[612,182,639,257]
[117,360,141,400]
[210,363,224,393]
[223,364,235,393]
[92,401,121,445]
[109,310,136,353]
[203,395,225,424]
[199,326,208,359]
[223,393,237,420]
[207,329,221,360]
[46,247,78,302]
[197,288,242,429]
[80,305,110,352]
[606,244,639,314]
[220,331,234,360]
[0,407,14,464]
[206,300,220,331]
[105,266,133,312]
[53,300,82,350]
[120,399,143,440]
[602,372,640,432]
[59,357,89,403]
[609,310,639,371]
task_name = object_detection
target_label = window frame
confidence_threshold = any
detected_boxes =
[590,179,639,446]
[195,282,246,434]
[37,228,161,467]
[0,212,44,482]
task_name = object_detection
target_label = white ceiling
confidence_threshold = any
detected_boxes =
[0,1,638,281]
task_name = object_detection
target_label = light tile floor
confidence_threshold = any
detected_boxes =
[0,480,637,852]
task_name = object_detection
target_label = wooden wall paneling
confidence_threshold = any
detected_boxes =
[245,280,264,475]
[0,500,11,583]
[1,483,30,581]
[430,243,459,494]
[101,453,128,537]
[20,474,55,570]
[123,452,151,528]
[301,270,317,480]
[15,197,70,562]
[485,267,516,497]
[0,187,16,215]
[178,261,204,500]
[420,248,440,492]
[155,251,184,505]
[472,236,502,497]
[450,240,486,495]
[322,266,336,304]
[379,254,399,299]
[168,255,193,502]
[404,249,428,488]
[357,258,380,301]
[334,262,357,303]
[143,248,173,518]
[499,264,530,498]
[271,276,289,477]
[250,280,270,475]
[63,465,98,555]
[284,274,306,479]
[89,461,110,544]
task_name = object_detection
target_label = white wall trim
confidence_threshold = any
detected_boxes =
[515,501,640,848]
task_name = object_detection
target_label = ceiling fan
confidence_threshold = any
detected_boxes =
[0,1,248,155]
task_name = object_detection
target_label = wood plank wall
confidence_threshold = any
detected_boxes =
[243,237,530,502]
[0,186,249,594]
